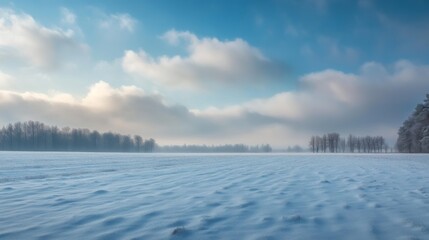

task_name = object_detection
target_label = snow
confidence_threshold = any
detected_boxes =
[0,152,429,240]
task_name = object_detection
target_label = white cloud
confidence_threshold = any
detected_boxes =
[61,7,76,25]
[0,8,87,69]
[99,13,136,32]
[161,30,198,45]
[0,70,12,88]
[123,29,286,89]
[81,81,146,110]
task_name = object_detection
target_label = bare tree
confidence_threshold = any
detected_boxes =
[340,138,346,153]
[309,136,316,153]
[0,121,153,153]
[309,133,388,154]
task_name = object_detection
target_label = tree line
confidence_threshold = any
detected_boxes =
[396,94,429,153]
[0,121,272,153]
[0,121,156,152]
[157,144,272,153]
[309,133,388,153]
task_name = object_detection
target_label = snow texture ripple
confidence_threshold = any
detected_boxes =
[0,152,428,240]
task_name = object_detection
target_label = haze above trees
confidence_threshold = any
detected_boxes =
[157,144,272,153]
[2,93,428,154]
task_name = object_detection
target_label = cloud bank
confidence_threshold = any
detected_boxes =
[1,60,428,147]
[199,60,429,144]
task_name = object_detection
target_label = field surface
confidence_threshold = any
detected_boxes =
[1,152,428,240]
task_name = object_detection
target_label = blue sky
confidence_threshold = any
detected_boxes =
[0,0,429,147]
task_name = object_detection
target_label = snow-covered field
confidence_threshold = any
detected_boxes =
[0,153,428,240]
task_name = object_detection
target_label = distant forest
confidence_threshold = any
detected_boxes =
[0,121,272,153]
[0,121,155,152]
[309,133,388,153]
[157,144,272,153]
[396,94,429,153]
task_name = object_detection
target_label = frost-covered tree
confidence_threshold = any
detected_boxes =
[421,126,429,152]
[396,94,429,153]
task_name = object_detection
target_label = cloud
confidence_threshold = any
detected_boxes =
[0,79,282,146]
[195,60,429,145]
[61,7,76,25]
[122,29,286,89]
[99,13,136,32]
[0,61,427,147]
[0,70,12,88]
[161,30,198,45]
[285,23,306,37]
[0,81,214,141]
[0,8,88,69]
[377,13,429,52]
[317,36,359,61]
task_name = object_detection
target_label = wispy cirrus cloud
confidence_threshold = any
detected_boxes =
[377,13,429,52]
[99,13,137,32]
[60,7,76,25]
[285,23,306,37]
[317,36,359,61]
